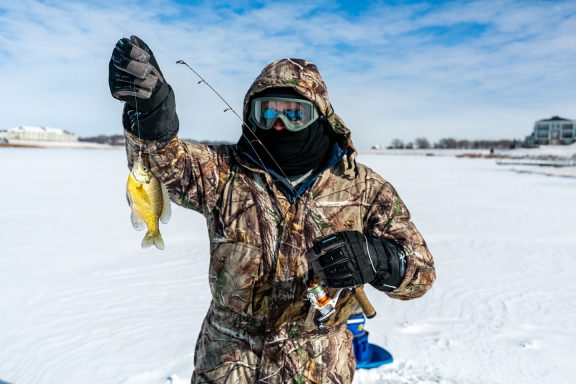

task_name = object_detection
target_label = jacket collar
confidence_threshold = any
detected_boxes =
[235,142,347,203]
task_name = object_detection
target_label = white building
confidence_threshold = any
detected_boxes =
[525,116,576,146]
[0,126,77,142]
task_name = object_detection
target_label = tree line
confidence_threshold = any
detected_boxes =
[380,137,525,150]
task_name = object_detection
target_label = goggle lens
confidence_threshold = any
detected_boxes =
[263,108,277,120]
[262,108,303,122]
[250,97,319,132]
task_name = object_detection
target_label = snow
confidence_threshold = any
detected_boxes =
[1,147,575,384]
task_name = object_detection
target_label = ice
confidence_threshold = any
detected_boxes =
[0,148,575,383]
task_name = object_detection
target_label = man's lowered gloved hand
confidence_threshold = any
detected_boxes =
[108,35,168,110]
[307,230,406,292]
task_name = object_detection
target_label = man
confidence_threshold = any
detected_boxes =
[109,36,435,384]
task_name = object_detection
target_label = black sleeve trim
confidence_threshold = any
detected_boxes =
[122,83,179,142]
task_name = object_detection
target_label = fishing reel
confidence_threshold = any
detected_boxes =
[306,280,344,329]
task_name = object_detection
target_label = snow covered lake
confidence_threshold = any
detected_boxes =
[1,147,575,384]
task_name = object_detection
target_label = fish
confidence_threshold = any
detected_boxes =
[126,157,171,249]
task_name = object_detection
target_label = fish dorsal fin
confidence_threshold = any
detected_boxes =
[160,184,171,224]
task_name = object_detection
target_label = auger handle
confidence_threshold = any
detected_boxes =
[351,285,376,319]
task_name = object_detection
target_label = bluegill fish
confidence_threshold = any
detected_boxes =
[126,157,171,249]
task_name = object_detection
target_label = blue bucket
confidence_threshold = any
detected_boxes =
[347,313,394,368]
[346,313,366,337]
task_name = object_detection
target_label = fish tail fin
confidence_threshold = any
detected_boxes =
[141,231,165,250]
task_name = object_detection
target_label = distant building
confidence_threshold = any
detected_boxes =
[525,116,576,146]
[0,126,77,142]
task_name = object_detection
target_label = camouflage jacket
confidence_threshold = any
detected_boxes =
[125,129,435,322]
[123,58,435,382]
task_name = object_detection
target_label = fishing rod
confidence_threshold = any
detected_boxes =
[175,60,292,184]
[175,59,377,321]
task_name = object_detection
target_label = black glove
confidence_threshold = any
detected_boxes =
[108,35,167,108]
[307,230,406,292]
[307,231,378,288]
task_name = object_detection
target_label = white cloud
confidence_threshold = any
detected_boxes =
[0,0,575,148]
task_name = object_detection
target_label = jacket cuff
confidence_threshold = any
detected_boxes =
[122,84,179,142]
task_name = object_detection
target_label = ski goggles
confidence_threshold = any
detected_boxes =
[249,97,320,132]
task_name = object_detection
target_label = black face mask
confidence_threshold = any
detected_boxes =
[244,119,331,176]
[239,88,333,176]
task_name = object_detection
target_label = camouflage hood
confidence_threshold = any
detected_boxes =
[243,58,355,151]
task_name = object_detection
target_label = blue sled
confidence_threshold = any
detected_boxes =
[347,313,394,369]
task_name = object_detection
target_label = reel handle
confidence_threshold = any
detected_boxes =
[352,285,376,319]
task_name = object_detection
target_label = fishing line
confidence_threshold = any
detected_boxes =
[132,84,143,159]
[176,59,313,224]
[175,60,335,305]
[174,60,377,322]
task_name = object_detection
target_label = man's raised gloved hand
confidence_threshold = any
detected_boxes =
[109,35,178,141]
[307,230,406,292]
[108,35,167,109]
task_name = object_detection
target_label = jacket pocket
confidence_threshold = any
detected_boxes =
[209,242,262,315]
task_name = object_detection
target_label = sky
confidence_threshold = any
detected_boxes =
[0,0,575,149]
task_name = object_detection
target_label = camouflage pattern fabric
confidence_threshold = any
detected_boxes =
[191,305,354,383]
[124,58,435,383]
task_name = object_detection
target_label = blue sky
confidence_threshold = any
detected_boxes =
[1,0,575,148]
